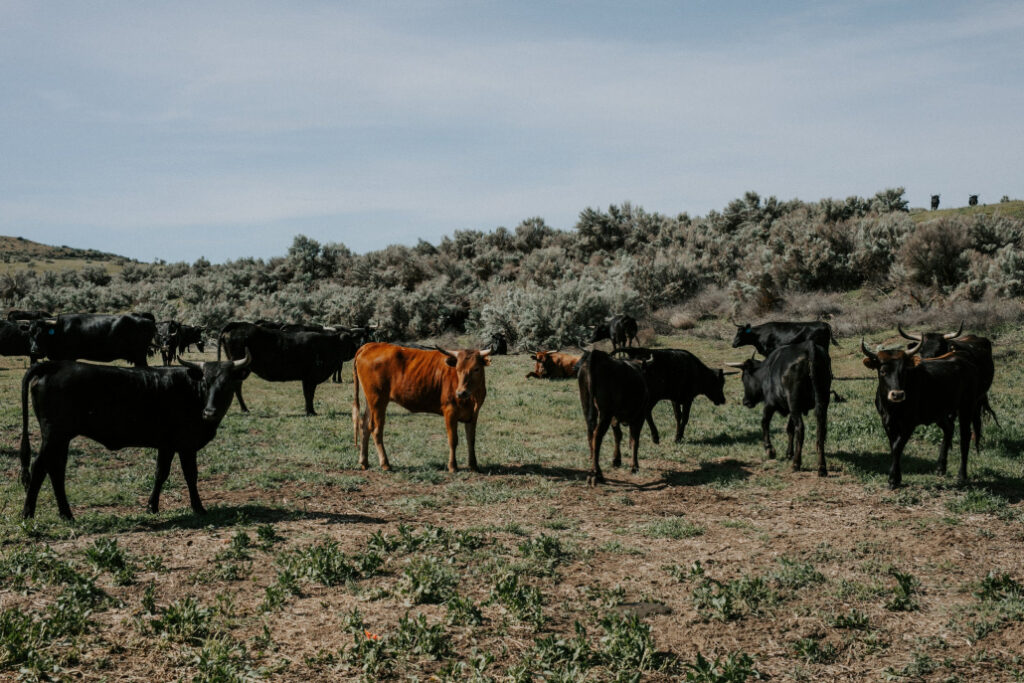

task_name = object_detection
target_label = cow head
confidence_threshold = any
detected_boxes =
[708,370,728,406]
[179,351,252,422]
[590,323,611,344]
[436,347,491,402]
[731,323,756,349]
[528,350,551,378]
[897,321,962,359]
[861,338,921,404]
[27,319,59,356]
[724,355,763,408]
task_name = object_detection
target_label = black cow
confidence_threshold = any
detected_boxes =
[218,322,358,415]
[576,350,657,485]
[19,353,252,520]
[484,332,508,356]
[591,314,639,349]
[897,322,998,440]
[0,320,37,363]
[731,320,839,357]
[6,310,52,322]
[725,340,831,476]
[931,194,940,210]
[969,195,979,206]
[155,320,181,365]
[612,347,729,443]
[861,339,981,488]
[28,314,156,367]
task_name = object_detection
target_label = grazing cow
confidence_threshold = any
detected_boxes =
[352,343,491,472]
[731,320,839,357]
[725,341,831,475]
[576,350,657,485]
[969,194,979,206]
[28,313,156,367]
[526,350,582,379]
[861,339,981,488]
[155,321,206,366]
[218,322,357,415]
[931,194,940,210]
[591,314,639,348]
[612,347,730,443]
[897,322,998,439]
[6,310,52,322]
[0,320,38,363]
[19,353,252,520]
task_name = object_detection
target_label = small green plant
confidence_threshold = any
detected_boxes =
[83,538,136,585]
[791,636,838,664]
[598,611,658,676]
[886,568,920,612]
[518,534,570,576]
[445,594,484,626]
[149,596,213,645]
[830,608,870,630]
[256,524,282,549]
[490,572,545,629]
[392,613,452,660]
[683,651,758,682]
[261,567,302,612]
[641,516,705,540]
[398,556,459,605]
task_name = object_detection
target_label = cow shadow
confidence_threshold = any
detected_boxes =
[656,459,753,488]
[75,503,386,535]
[481,462,590,481]
[684,429,762,447]
[829,448,940,479]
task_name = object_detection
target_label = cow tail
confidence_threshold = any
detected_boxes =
[352,358,362,447]
[19,364,43,489]
[829,325,840,347]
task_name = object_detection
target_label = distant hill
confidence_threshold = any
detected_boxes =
[0,235,130,263]
[911,199,1024,224]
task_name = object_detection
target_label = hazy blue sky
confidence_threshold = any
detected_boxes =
[2,1,1021,263]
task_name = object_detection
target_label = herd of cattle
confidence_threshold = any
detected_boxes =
[0,309,1000,520]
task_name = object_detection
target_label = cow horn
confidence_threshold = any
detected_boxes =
[906,340,922,355]
[896,323,920,342]
[233,349,253,369]
[722,370,741,376]
[479,347,492,357]
[434,346,457,359]
[860,338,878,362]
[723,361,746,368]
[44,318,58,326]
[944,320,964,340]
[178,356,204,371]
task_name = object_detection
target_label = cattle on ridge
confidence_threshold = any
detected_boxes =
[931,194,940,210]
[352,343,491,473]
[969,194,979,206]
[861,339,981,488]
[19,352,252,520]
[725,340,831,476]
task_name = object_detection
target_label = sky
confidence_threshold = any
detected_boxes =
[1,1,1022,263]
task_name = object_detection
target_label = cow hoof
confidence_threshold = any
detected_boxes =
[148,504,159,514]
[630,467,638,474]
[888,481,901,490]
[817,468,827,477]
[380,465,391,472]
[192,505,208,516]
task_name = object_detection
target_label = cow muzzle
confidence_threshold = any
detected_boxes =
[886,390,906,403]
[202,408,219,421]
[456,389,471,401]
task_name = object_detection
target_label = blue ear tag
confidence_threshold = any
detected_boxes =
[49,329,55,335]
[746,327,751,333]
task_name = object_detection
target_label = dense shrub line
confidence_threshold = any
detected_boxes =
[6,189,1024,348]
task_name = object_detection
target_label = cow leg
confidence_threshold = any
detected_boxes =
[43,439,73,520]
[785,417,796,461]
[302,378,318,416]
[445,411,460,473]
[464,420,480,472]
[588,415,611,486]
[178,450,207,515]
[611,421,623,468]
[235,383,249,413]
[646,411,660,445]
[888,432,909,489]
[628,421,642,473]
[22,447,51,519]
[672,400,692,443]
[957,408,971,486]
[814,401,828,477]
[761,407,777,460]
[148,448,175,513]
[935,417,953,476]
[366,400,391,470]
[790,413,805,472]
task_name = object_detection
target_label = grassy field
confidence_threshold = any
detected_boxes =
[1,325,1022,681]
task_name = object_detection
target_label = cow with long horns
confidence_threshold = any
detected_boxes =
[19,352,252,520]
[725,340,832,475]
[861,338,981,488]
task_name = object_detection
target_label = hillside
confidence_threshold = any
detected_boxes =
[0,235,132,276]
[911,198,1024,223]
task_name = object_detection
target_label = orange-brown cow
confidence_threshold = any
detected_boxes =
[352,343,491,472]
[526,351,581,379]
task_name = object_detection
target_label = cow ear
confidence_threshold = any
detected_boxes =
[862,357,880,369]
[529,354,537,361]
[484,356,491,366]
[444,356,457,367]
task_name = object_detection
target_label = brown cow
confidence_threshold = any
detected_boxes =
[526,351,581,379]
[352,343,491,472]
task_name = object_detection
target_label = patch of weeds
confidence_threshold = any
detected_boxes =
[598,610,660,677]
[963,572,1024,639]
[256,523,283,549]
[217,530,253,561]
[192,634,253,682]
[830,608,870,630]
[367,524,485,557]
[641,516,705,540]
[583,584,627,610]
[390,494,440,514]
[141,554,166,572]
[490,571,545,629]
[279,540,382,587]
[691,564,777,622]
[682,651,758,682]
[518,534,571,576]
[886,568,920,612]
[0,544,83,589]
[141,581,157,614]
[398,556,459,605]
[340,608,392,678]
[599,540,643,555]
[524,622,594,680]
[946,489,1014,520]
[791,637,838,664]
[392,612,452,660]
[149,596,213,645]
[771,557,825,590]
[83,537,137,585]
[0,608,52,676]
[445,594,483,626]
[883,651,937,679]
[261,567,302,612]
